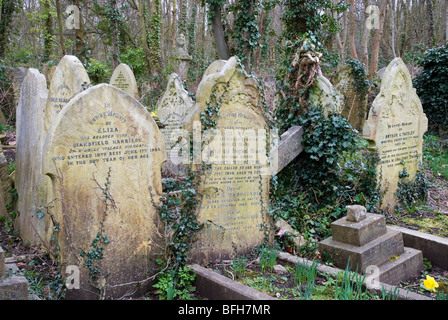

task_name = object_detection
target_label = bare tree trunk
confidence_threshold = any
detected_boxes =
[211,3,230,60]
[446,0,448,43]
[336,9,348,61]
[55,0,66,57]
[390,0,396,58]
[368,0,387,77]
[349,0,358,59]
[428,0,434,46]
[138,0,152,75]
[360,0,372,69]
[74,0,88,62]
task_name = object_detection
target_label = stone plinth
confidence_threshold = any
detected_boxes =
[320,228,404,272]
[319,209,423,285]
[331,213,387,247]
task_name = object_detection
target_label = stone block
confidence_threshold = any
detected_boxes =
[331,213,387,247]
[0,265,29,300]
[319,228,404,272]
[377,247,423,286]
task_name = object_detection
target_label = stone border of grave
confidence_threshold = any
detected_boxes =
[189,248,434,300]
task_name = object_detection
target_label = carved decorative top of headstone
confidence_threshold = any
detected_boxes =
[363,58,428,210]
[346,205,367,223]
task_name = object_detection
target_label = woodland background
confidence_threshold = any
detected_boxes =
[0,0,447,115]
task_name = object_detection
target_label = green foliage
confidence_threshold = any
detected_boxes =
[120,47,147,81]
[153,263,196,300]
[345,59,371,101]
[84,59,111,85]
[414,45,448,134]
[282,0,348,41]
[334,264,369,300]
[395,163,429,211]
[259,246,278,273]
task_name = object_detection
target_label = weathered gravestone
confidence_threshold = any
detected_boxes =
[15,69,51,245]
[363,58,428,211]
[157,73,194,173]
[109,63,139,100]
[189,57,276,264]
[44,55,90,132]
[42,84,166,299]
[309,73,343,117]
[174,33,192,79]
[334,66,369,132]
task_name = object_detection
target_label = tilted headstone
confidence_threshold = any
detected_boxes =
[44,55,90,132]
[363,58,428,211]
[157,73,194,173]
[190,57,275,264]
[334,66,369,132]
[309,73,343,117]
[109,63,139,100]
[15,69,51,245]
[42,84,166,299]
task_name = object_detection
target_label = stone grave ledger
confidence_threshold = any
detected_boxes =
[44,55,90,132]
[15,69,51,246]
[319,207,423,286]
[42,84,166,299]
[109,63,139,100]
[156,73,194,173]
[363,58,428,211]
[191,57,275,264]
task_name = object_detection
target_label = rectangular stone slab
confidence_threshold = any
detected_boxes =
[319,228,404,272]
[331,213,387,247]
[377,247,423,286]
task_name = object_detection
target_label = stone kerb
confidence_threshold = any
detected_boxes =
[42,83,166,299]
[190,57,276,264]
[363,57,428,211]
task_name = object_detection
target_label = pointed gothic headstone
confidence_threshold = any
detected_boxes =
[190,57,276,264]
[363,58,428,211]
[109,63,139,100]
[156,73,194,173]
[42,84,166,299]
[44,55,90,132]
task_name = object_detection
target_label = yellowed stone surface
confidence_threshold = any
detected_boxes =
[44,55,90,132]
[109,63,139,100]
[335,66,369,132]
[15,69,51,245]
[191,58,274,264]
[363,58,428,211]
[42,84,166,299]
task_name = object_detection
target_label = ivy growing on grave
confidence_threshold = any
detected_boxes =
[272,32,381,256]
